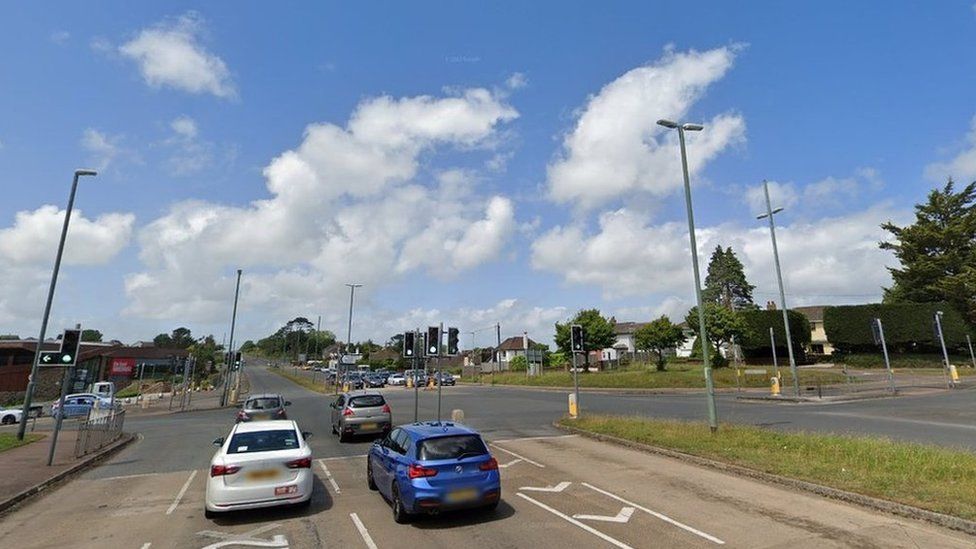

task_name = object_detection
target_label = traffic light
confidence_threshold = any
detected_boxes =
[447,327,460,356]
[570,324,584,353]
[234,351,242,364]
[426,326,440,357]
[40,328,83,366]
[403,331,415,358]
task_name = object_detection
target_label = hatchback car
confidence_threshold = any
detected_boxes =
[330,391,392,442]
[364,374,386,388]
[205,420,313,518]
[432,372,456,386]
[367,422,500,523]
[0,406,24,425]
[236,393,291,422]
[386,373,406,386]
[51,393,98,419]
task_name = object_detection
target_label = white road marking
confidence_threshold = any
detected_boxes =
[492,434,579,443]
[520,481,571,493]
[317,459,342,494]
[574,506,635,523]
[100,472,159,481]
[350,512,378,549]
[517,493,634,549]
[581,482,725,545]
[166,470,197,515]
[498,458,522,468]
[489,444,545,468]
[816,411,976,431]
[200,535,288,549]
[198,523,282,541]
[320,454,368,461]
[140,544,151,549]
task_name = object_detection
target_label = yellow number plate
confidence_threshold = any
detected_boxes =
[360,423,376,430]
[246,469,279,480]
[445,488,478,503]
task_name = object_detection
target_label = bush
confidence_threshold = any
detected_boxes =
[824,302,969,354]
[737,309,811,362]
[509,355,527,372]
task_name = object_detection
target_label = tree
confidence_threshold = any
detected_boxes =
[239,340,257,354]
[634,316,686,371]
[702,246,756,310]
[188,335,223,376]
[81,329,103,342]
[881,180,976,323]
[154,327,194,348]
[554,309,617,371]
[685,304,745,367]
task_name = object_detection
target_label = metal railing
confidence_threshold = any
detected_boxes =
[74,410,125,458]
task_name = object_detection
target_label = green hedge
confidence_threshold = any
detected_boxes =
[824,302,969,354]
[737,309,811,360]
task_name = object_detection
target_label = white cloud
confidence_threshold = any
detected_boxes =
[547,46,746,209]
[119,12,236,98]
[506,72,528,90]
[124,87,519,322]
[925,115,976,183]
[162,115,213,175]
[532,206,907,306]
[744,180,799,216]
[80,128,120,171]
[170,115,198,139]
[50,31,70,45]
[743,170,883,215]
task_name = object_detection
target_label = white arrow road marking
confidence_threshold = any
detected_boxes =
[489,444,545,467]
[519,481,571,492]
[574,506,635,523]
[317,459,341,494]
[581,482,725,545]
[498,458,522,468]
[517,493,633,549]
[166,470,197,515]
[200,535,288,549]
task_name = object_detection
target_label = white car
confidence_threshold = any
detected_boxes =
[0,407,23,425]
[205,420,313,518]
[387,373,406,386]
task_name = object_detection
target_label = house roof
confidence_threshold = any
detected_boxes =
[496,336,538,351]
[794,306,826,322]
[613,322,649,336]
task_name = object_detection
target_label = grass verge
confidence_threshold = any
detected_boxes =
[559,414,976,521]
[269,367,331,394]
[473,366,846,389]
[0,433,43,454]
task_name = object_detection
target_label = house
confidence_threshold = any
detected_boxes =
[602,322,648,361]
[674,323,697,358]
[495,335,538,366]
[794,306,834,355]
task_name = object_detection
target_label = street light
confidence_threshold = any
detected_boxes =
[657,119,718,432]
[18,169,97,442]
[338,283,363,394]
[756,180,800,397]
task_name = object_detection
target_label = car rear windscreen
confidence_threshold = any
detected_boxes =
[417,435,488,460]
[228,430,299,454]
[349,395,385,408]
[246,397,281,410]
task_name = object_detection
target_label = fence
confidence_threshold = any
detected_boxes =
[74,410,125,458]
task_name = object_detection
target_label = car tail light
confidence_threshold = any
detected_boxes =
[381,404,391,414]
[285,457,312,469]
[210,464,241,477]
[408,464,438,479]
[275,408,286,417]
[343,408,355,416]
[479,457,499,471]
[236,410,248,420]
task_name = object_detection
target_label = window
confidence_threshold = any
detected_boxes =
[349,395,385,408]
[246,397,281,410]
[417,435,487,461]
[393,430,411,454]
[228,429,299,454]
[335,396,345,408]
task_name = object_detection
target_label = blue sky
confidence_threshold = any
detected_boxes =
[2,2,976,347]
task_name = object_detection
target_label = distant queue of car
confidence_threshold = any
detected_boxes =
[209,382,498,524]
[325,369,457,389]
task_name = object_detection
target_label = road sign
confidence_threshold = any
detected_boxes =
[340,354,360,365]
[526,349,545,362]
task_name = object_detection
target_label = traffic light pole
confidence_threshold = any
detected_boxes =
[47,323,82,466]
[572,352,580,417]
[413,330,420,423]
[437,323,443,423]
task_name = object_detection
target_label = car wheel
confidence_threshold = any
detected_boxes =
[366,460,378,491]
[338,429,349,443]
[331,422,337,435]
[392,483,410,524]
[1,415,14,425]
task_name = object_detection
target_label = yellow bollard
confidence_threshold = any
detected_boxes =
[770,376,781,396]
[406,376,414,388]
[949,364,960,383]
[342,382,350,393]
[426,377,435,390]
[568,393,578,419]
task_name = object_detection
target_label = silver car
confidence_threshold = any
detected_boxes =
[330,391,391,442]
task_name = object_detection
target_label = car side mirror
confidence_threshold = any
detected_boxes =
[285,401,292,406]
[302,431,313,440]
[212,436,224,446]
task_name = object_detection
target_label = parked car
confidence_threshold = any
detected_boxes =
[205,420,313,518]
[432,372,456,386]
[367,422,500,523]
[364,374,386,388]
[330,391,392,442]
[51,393,99,419]
[0,406,24,425]
[339,373,365,391]
[386,373,406,386]
[236,393,291,422]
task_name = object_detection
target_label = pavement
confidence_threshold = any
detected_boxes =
[0,361,972,548]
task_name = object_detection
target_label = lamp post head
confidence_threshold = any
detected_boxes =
[74,169,97,177]
[681,123,704,132]
[656,119,678,129]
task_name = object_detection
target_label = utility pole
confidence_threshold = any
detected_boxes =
[757,180,800,397]
[874,318,896,394]
[220,269,243,407]
[934,311,952,389]
[967,335,976,369]
[19,169,97,441]
[657,119,718,432]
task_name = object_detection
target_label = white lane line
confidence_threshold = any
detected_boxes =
[489,444,545,468]
[320,454,368,461]
[350,512,378,549]
[317,459,342,494]
[100,472,159,481]
[140,544,151,549]
[492,434,579,443]
[517,493,633,549]
[581,482,725,545]
[166,470,198,515]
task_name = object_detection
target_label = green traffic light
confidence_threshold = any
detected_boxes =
[62,354,72,363]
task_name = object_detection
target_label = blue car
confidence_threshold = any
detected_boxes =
[50,393,97,420]
[367,422,501,523]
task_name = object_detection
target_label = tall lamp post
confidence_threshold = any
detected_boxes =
[657,119,718,432]
[18,169,97,441]
[757,180,800,397]
[341,283,362,389]
[220,269,243,407]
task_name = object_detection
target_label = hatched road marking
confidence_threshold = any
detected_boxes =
[517,493,634,549]
[489,444,545,468]
[574,506,635,523]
